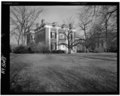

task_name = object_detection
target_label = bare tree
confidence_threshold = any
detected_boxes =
[10,6,43,45]
[59,17,84,54]
[78,6,94,52]
[87,23,104,51]
[82,6,117,52]
[99,6,117,51]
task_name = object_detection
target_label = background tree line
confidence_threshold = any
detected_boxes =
[59,5,117,53]
[77,5,117,52]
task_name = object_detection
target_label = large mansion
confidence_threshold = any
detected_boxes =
[25,20,77,53]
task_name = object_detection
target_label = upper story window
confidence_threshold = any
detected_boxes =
[59,33,66,40]
[51,32,56,39]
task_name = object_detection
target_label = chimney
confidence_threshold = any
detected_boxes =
[41,19,45,27]
[52,22,57,27]
[41,19,45,25]
[69,24,73,29]
[61,24,66,28]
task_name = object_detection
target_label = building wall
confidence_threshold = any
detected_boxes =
[27,24,77,53]
[44,25,76,53]
[58,28,68,51]
[50,27,57,51]
[45,27,50,49]
[35,28,46,44]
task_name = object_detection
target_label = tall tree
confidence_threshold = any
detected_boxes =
[10,6,43,45]
[78,6,94,52]
[78,6,117,52]
[59,17,84,54]
[99,6,117,51]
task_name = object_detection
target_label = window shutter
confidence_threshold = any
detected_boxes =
[71,34,73,41]
[55,32,57,39]
[51,32,52,38]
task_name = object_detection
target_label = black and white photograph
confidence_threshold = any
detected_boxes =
[1,1,119,94]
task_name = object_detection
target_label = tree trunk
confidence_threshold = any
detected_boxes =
[17,39,20,46]
[105,19,108,52]
[84,29,87,53]
[17,34,21,46]
[68,48,71,54]
[68,30,71,54]
[21,30,25,45]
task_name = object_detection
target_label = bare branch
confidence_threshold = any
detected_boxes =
[10,6,43,45]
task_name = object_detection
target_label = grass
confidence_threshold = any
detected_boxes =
[10,53,118,93]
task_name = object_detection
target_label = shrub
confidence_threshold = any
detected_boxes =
[10,44,17,53]
[51,50,65,54]
[28,43,36,53]
[108,46,117,52]
[77,50,85,53]
[29,42,50,53]
[13,45,29,53]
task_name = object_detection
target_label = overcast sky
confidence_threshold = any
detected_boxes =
[39,6,81,25]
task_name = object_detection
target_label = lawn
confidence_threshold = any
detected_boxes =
[10,53,118,93]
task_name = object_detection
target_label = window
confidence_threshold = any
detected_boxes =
[70,34,73,41]
[51,42,56,50]
[51,32,56,39]
[59,33,66,40]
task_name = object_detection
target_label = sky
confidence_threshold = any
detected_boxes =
[38,6,81,25]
